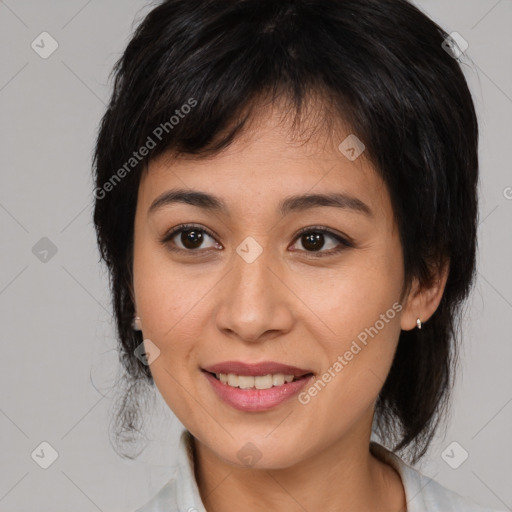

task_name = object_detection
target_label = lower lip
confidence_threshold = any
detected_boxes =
[202,371,314,412]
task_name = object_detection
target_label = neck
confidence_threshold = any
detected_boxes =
[190,422,406,512]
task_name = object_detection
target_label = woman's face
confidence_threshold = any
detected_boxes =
[132,106,413,468]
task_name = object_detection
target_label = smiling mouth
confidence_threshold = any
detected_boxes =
[203,370,314,390]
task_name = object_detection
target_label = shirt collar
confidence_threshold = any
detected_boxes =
[175,429,208,512]
[370,440,429,511]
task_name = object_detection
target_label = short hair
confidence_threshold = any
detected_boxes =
[93,0,479,463]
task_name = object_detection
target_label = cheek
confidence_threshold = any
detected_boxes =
[310,243,404,387]
[303,298,402,422]
[132,241,203,416]
[301,241,403,337]
[133,238,206,340]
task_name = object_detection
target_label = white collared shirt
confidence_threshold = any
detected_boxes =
[134,429,504,512]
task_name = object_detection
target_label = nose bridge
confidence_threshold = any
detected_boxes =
[231,237,275,308]
[215,236,291,341]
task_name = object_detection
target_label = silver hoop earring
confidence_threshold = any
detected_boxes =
[132,316,142,331]
[416,318,422,330]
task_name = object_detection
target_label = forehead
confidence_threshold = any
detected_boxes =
[138,104,392,223]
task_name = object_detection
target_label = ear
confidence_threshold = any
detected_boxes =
[400,258,450,331]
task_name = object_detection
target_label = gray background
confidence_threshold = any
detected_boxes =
[0,0,511,510]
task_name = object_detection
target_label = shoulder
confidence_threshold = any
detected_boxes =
[133,429,206,512]
[134,434,505,512]
[370,442,505,512]
[133,477,178,512]
[418,472,503,512]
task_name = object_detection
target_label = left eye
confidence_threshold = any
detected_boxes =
[290,227,353,256]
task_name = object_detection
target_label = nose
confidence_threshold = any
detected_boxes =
[214,241,294,344]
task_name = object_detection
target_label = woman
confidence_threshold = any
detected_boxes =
[92,0,504,510]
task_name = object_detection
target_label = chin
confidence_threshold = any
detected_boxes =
[204,434,308,470]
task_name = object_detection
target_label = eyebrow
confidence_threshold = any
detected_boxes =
[148,188,373,218]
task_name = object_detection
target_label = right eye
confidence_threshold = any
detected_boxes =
[160,224,223,254]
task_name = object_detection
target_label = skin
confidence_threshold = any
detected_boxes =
[132,101,449,512]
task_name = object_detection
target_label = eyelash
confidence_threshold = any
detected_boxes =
[160,223,354,258]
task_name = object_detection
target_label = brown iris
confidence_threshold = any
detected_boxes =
[301,232,324,252]
[180,229,204,249]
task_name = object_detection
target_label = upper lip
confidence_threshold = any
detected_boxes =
[202,361,314,377]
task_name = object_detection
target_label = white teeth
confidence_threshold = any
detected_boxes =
[272,374,285,386]
[255,375,273,389]
[238,375,254,389]
[227,374,238,387]
[214,373,302,390]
